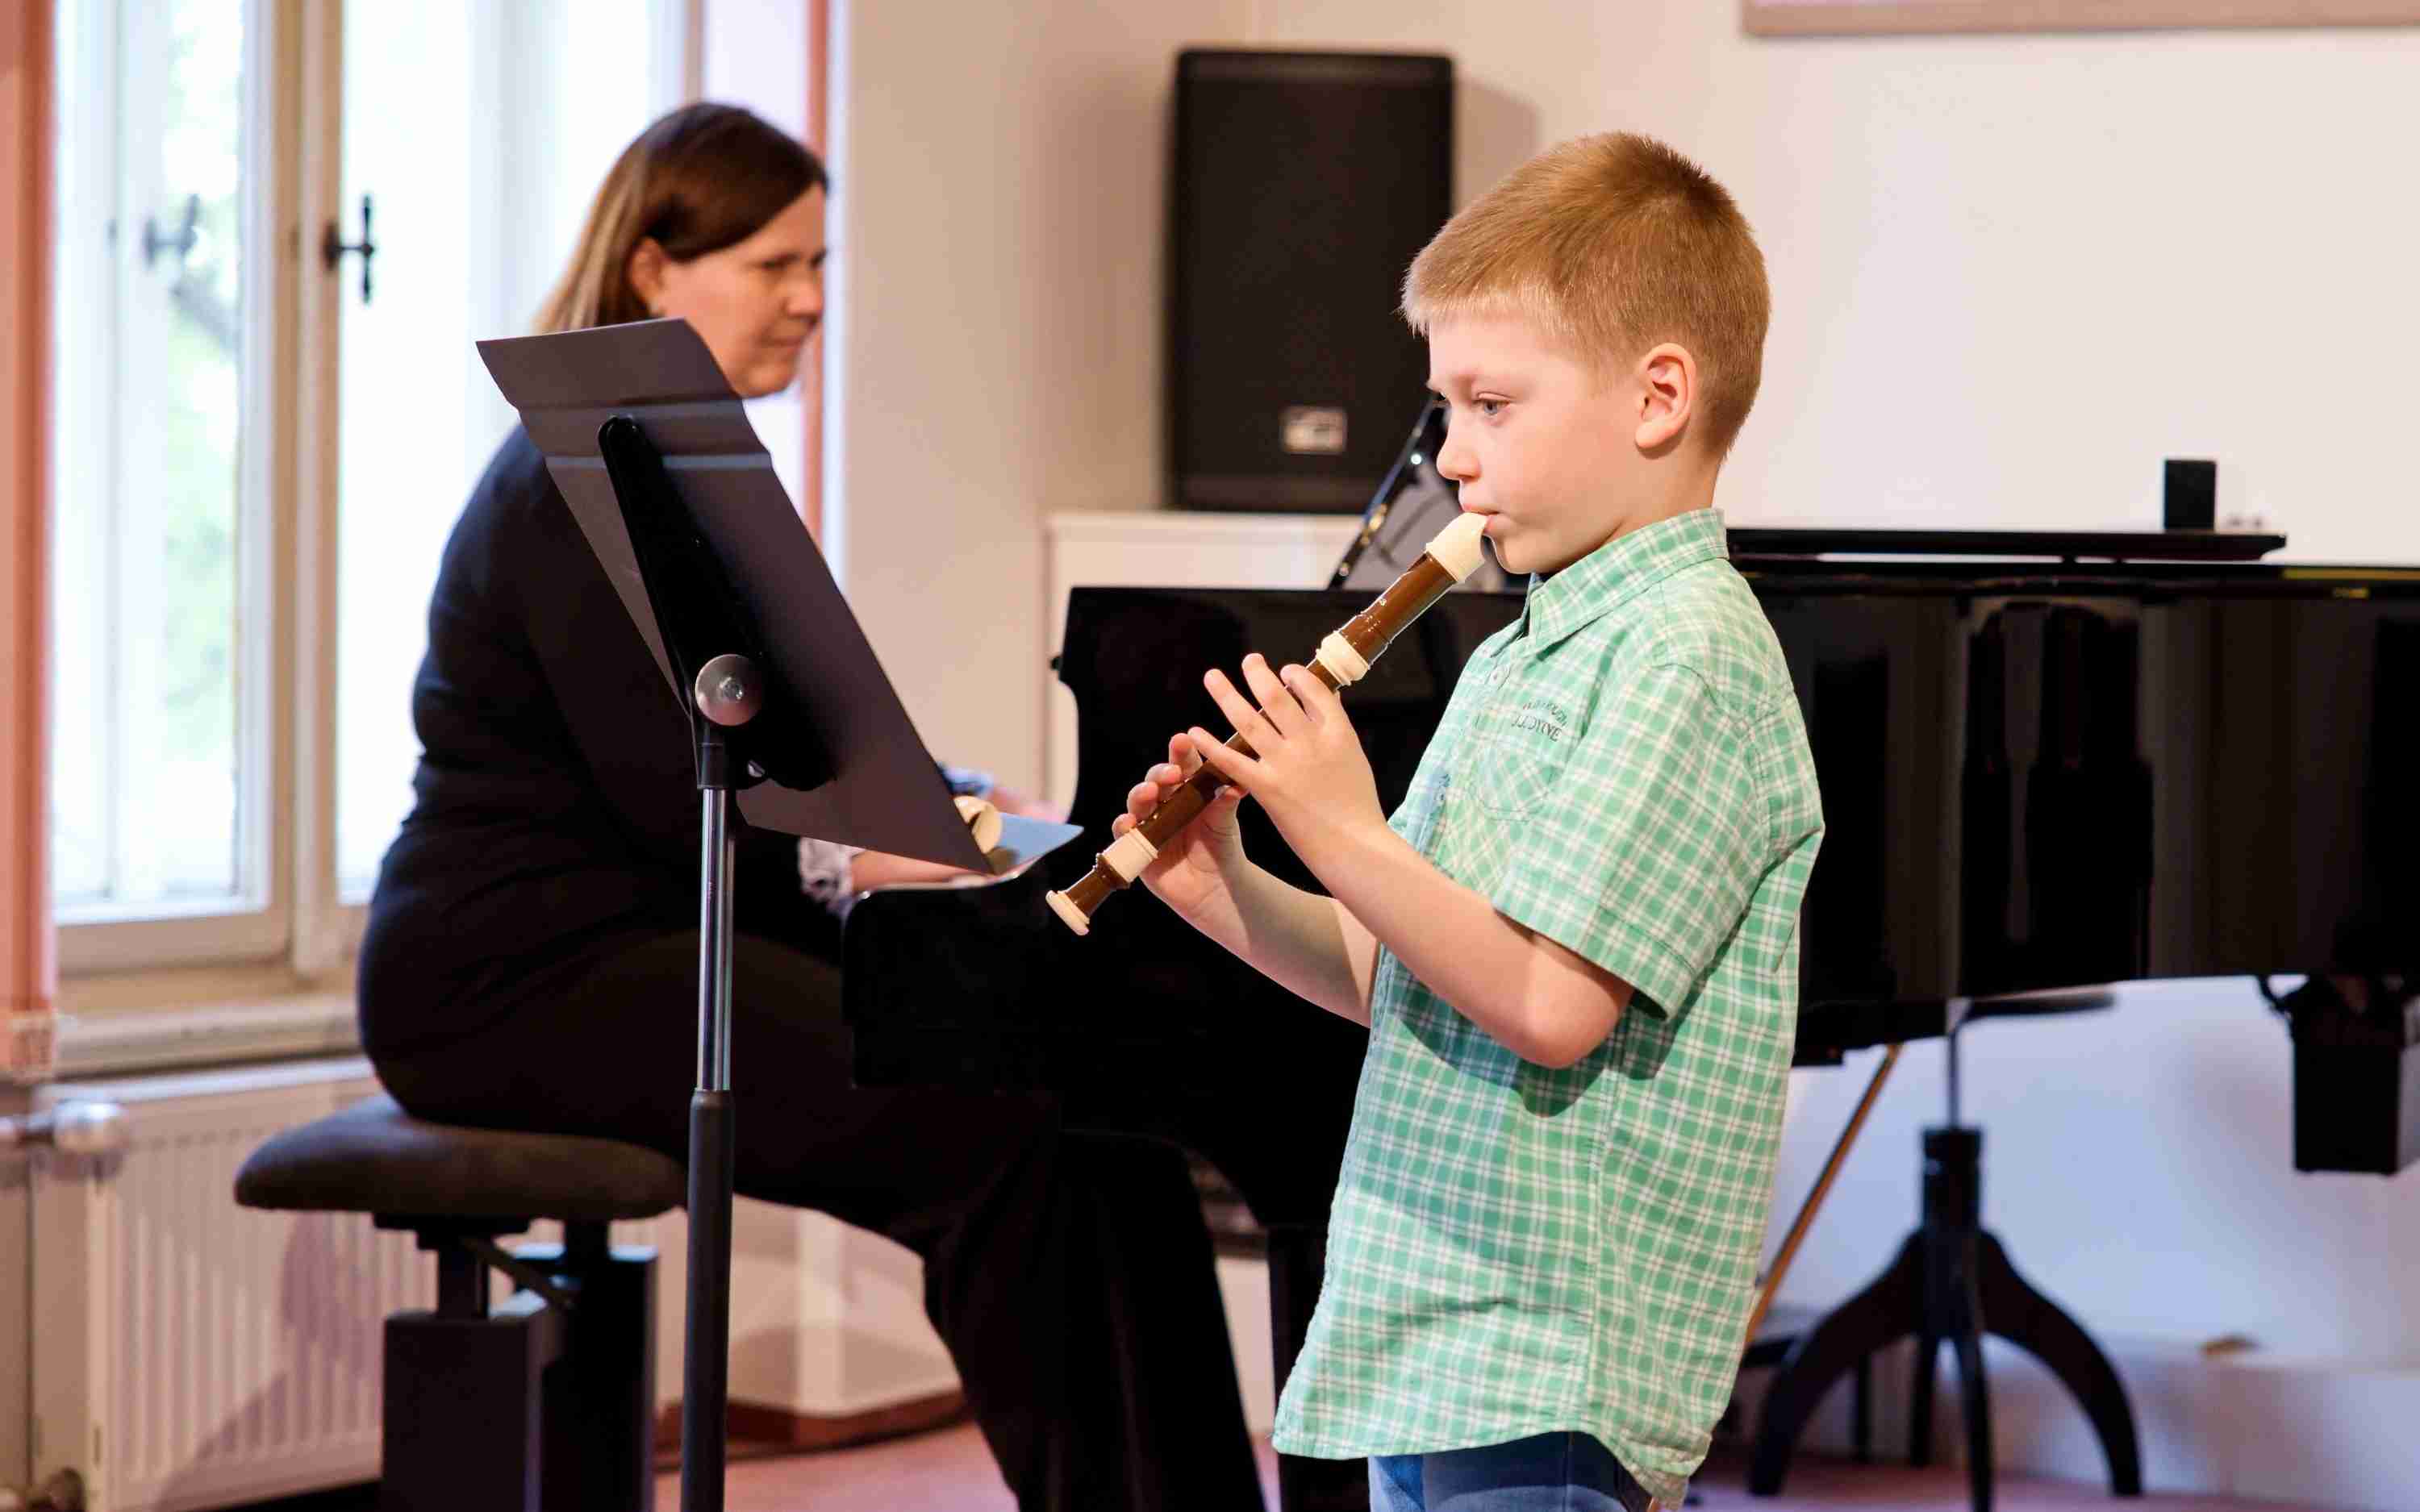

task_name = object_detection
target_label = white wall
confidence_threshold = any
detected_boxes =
[704,0,812,511]
[827,0,1254,793]
[1241,4,2420,564]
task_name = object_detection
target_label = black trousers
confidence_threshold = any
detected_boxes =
[372,929,1264,1512]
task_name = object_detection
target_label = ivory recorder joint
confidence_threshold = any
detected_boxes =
[1046,511,1487,936]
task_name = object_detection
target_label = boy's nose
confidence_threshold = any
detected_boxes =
[1435,433,1476,484]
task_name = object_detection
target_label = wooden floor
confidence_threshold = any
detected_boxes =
[665,1422,2334,1511]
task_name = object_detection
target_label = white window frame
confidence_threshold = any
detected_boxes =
[53,0,294,977]
[56,0,707,1005]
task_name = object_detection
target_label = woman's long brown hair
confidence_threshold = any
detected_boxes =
[533,102,827,335]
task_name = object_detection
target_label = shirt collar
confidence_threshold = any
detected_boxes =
[1518,506,1730,648]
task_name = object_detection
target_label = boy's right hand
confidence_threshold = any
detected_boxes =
[1113,731,1248,923]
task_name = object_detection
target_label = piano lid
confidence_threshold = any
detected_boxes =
[1730,527,2286,561]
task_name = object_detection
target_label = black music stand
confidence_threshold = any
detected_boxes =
[1329,396,1517,594]
[478,319,1079,1512]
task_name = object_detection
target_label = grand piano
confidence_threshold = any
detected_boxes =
[844,531,2419,1510]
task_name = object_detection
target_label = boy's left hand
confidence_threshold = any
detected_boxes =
[1191,652,1387,878]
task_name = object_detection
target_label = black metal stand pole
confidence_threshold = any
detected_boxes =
[680,782,737,1512]
[674,655,761,1512]
[588,413,778,1512]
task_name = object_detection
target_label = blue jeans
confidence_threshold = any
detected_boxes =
[1367,1432,1655,1512]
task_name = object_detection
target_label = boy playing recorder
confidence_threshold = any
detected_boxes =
[1115,132,1825,1510]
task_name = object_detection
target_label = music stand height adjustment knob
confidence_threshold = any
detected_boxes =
[693,654,763,727]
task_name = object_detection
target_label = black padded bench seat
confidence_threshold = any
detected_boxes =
[236,1094,683,1223]
[234,1093,682,1512]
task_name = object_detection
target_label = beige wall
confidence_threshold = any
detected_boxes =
[824,0,1253,792]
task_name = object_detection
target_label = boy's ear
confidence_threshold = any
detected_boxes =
[1633,343,1696,454]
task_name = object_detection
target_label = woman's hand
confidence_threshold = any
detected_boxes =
[848,849,978,892]
[1113,731,1249,924]
[986,783,1066,823]
[1189,653,1387,885]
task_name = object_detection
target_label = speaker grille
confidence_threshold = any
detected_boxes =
[1170,51,1453,511]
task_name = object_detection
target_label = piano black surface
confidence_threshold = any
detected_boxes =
[849,552,2420,1121]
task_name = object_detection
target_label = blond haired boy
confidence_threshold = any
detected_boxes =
[1117,131,1825,1510]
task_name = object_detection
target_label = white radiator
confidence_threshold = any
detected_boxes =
[23,1052,957,1509]
[30,1058,424,1512]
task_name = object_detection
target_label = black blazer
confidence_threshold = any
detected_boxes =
[357,427,839,1056]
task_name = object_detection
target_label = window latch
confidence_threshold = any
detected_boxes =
[140,193,201,270]
[321,193,377,304]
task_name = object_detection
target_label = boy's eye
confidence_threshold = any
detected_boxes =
[1475,398,1507,418]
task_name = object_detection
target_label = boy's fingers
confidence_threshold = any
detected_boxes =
[1281,664,1339,721]
[1190,727,1259,789]
[1239,654,1303,737]
[1203,669,1268,747]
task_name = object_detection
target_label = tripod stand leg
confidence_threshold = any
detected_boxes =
[1974,1232,2143,1496]
[1951,1322,1994,1512]
[1748,1232,1921,1496]
[1908,1328,1939,1467]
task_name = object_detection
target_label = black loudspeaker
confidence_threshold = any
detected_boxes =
[2163,457,2216,531]
[1170,50,1453,511]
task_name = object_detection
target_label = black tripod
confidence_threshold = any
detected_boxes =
[1748,1010,2143,1512]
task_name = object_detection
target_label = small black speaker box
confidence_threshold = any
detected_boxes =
[2163,458,2216,531]
[1170,50,1453,511]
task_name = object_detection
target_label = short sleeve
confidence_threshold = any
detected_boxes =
[1490,664,1764,1017]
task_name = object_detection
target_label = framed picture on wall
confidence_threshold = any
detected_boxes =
[1745,2,2420,34]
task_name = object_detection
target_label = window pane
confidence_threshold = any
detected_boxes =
[51,0,251,914]
[334,0,673,897]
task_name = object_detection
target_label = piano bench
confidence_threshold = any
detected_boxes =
[234,1095,683,1512]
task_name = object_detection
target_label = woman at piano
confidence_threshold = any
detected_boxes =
[355,103,1261,1511]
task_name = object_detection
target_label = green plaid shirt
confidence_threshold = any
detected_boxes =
[1270,508,1824,1509]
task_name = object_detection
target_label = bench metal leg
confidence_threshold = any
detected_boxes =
[384,1286,560,1512]
[528,1223,658,1512]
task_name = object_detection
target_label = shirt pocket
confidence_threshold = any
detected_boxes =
[1469,710,1570,822]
